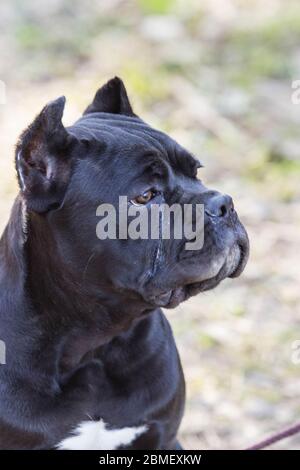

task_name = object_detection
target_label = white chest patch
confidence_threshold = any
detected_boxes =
[57,420,147,450]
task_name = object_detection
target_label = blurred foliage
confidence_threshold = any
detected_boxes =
[138,0,175,14]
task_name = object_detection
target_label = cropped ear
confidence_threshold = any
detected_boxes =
[83,77,135,116]
[15,97,76,213]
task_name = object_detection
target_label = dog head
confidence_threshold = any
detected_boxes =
[16,77,249,311]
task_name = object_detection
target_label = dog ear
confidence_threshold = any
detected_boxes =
[83,77,135,116]
[16,96,76,213]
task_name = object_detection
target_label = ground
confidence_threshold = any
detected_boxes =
[0,0,299,449]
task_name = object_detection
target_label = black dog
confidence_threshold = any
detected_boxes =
[0,77,249,449]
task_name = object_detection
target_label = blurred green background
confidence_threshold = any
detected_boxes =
[0,0,300,449]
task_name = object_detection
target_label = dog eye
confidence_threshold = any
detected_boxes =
[130,190,156,206]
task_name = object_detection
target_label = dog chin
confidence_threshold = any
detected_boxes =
[148,242,249,309]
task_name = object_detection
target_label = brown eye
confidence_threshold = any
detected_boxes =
[131,190,156,206]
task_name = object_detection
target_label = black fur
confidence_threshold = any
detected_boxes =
[0,78,249,449]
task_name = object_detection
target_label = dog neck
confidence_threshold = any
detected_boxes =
[0,197,153,384]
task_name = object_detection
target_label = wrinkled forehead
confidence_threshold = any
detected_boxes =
[68,112,176,158]
[68,113,200,189]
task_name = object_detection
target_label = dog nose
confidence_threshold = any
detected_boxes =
[205,193,234,218]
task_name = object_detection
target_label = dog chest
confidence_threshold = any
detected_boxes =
[57,419,147,450]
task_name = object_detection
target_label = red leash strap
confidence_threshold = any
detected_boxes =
[246,422,300,450]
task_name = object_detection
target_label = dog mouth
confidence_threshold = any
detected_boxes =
[148,240,249,309]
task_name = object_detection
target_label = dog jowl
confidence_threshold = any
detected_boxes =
[0,77,249,450]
